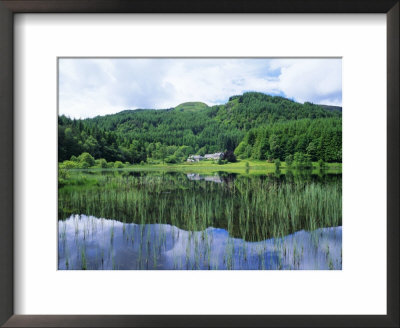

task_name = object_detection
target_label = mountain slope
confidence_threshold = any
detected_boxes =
[58,92,342,163]
[319,104,342,112]
[174,102,209,112]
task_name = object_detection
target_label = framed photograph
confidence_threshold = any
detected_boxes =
[0,0,398,327]
[57,57,343,272]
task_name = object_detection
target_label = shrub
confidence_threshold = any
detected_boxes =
[294,152,312,169]
[114,161,124,168]
[304,154,312,169]
[98,158,108,168]
[318,159,326,169]
[222,150,237,163]
[78,152,95,168]
[58,167,69,180]
[78,162,90,169]
[58,167,69,187]
[61,160,78,169]
[285,154,293,167]
[165,155,178,164]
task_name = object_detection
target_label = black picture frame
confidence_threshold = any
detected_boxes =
[0,1,398,327]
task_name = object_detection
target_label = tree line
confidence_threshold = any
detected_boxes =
[234,118,341,162]
[58,92,342,164]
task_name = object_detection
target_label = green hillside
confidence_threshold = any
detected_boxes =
[319,104,342,112]
[174,102,209,112]
[58,92,342,164]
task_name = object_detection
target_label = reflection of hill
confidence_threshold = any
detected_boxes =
[59,173,342,242]
[59,214,342,270]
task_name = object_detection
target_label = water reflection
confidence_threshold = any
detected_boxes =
[59,214,342,270]
[187,173,223,183]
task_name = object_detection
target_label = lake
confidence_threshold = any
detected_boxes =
[58,170,342,270]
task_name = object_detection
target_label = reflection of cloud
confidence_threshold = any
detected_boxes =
[58,215,342,270]
[59,58,342,118]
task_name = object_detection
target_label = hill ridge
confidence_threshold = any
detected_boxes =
[58,92,342,164]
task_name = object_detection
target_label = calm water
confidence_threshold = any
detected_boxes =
[59,214,341,270]
[58,171,342,270]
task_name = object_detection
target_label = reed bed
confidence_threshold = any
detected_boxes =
[59,172,341,241]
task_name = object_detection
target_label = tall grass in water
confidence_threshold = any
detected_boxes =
[59,172,341,241]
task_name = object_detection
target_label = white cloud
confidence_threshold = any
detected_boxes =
[59,58,341,118]
[270,58,342,105]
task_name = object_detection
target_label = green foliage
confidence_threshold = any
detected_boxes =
[294,152,312,169]
[318,159,326,170]
[114,161,124,168]
[60,160,78,169]
[98,158,108,168]
[274,159,281,170]
[222,150,237,163]
[58,92,342,164]
[198,147,207,156]
[59,172,342,241]
[234,118,341,163]
[165,155,178,164]
[58,168,69,179]
[285,154,293,167]
[60,153,132,170]
[78,152,95,168]
[58,167,70,186]
[174,102,209,112]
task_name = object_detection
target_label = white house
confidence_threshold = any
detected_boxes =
[204,152,224,160]
[187,152,223,162]
[187,155,204,162]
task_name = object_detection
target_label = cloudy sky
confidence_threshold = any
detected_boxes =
[59,58,342,119]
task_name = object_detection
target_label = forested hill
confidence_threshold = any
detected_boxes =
[58,92,342,164]
[319,104,342,112]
